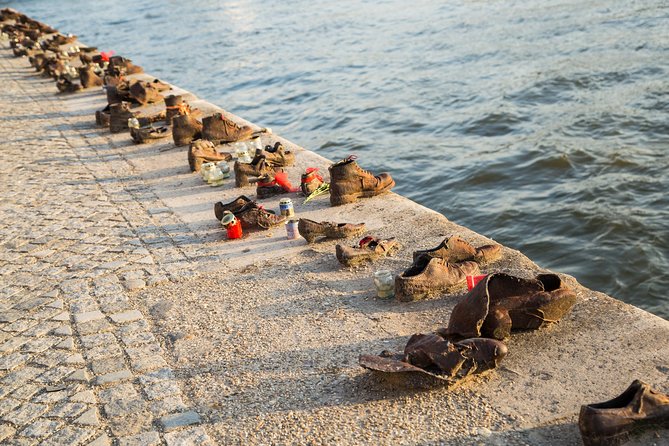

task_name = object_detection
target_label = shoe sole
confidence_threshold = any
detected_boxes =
[330,179,396,206]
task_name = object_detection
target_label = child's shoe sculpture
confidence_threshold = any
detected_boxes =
[329,156,394,206]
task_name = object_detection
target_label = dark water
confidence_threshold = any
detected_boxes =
[6,0,669,318]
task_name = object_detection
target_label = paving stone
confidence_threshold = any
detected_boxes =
[0,336,29,353]
[0,352,29,370]
[19,419,62,438]
[10,383,41,401]
[94,369,133,386]
[13,297,50,311]
[0,424,16,442]
[87,433,111,446]
[149,396,188,417]
[0,311,22,323]
[64,353,85,366]
[164,427,213,446]
[21,336,59,353]
[70,390,96,404]
[0,397,22,417]
[73,407,99,426]
[124,279,146,291]
[35,366,75,384]
[117,431,161,446]
[46,402,88,418]
[34,350,71,368]
[142,379,182,401]
[51,312,70,322]
[55,338,75,350]
[130,355,167,373]
[3,319,39,333]
[66,369,90,383]
[53,325,73,336]
[80,332,116,349]
[3,402,48,425]
[32,388,70,404]
[73,311,105,324]
[77,319,112,336]
[84,343,123,361]
[109,310,143,324]
[91,356,126,375]
[159,411,201,432]
[21,321,60,337]
[40,426,94,446]
[119,330,156,347]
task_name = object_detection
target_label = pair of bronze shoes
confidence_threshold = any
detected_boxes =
[213,195,285,230]
[359,333,508,388]
[395,235,502,302]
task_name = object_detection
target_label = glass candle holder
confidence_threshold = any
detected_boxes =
[373,270,395,298]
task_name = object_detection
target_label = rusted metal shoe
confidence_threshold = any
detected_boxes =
[214,195,253,221]
[235,201,286,230]
[413,235,502,264]
[172,114,203,147]
[443,272,578,340]
[128,79,170,105]
[202,112,254,144]
[109,102,137,133]
[579,380,669,446]
[95,105,110,127]
[359,334,507,388]
[78,65,103,88]
[297,219,365,243]
[233,156,274,188]
[130,125,170,144]
[395,257,481,302]
[255,173,289,199]
[107,55,143,75]
[335,236,399,267]
[55,77,81,93]
[329,156,394,206]
[188,139,232,172]
[260,142,295,167]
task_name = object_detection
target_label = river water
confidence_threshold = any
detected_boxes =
[6,0,668,318]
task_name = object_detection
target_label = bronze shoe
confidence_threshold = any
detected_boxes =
[335,236,399,267]
[235,201,286,230]
[78,65,103,88]
[214,195,253,221]
[297,218,365,243]
[188,139,232,172]
[443,272,578,340]
[130,125,170,144]
[128,79,169,105]
[109,102,137,133]
[260,142,295,167]
[359,334,507,387]
[329,156,394,206]
[395,257,481,302]
[202,112,254,144]
[580,380,669,446]
[413,235,501,264]
[172,114,202,147]
[234,156,274,187]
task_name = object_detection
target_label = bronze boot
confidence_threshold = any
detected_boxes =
[188,139,232,172]
[165,94,187,124]
[260,142,295,167]
[579,380,669,446]
[395,257,481,302]
[172,114,202,147]
[233,156,274,187]
[109,102,137,133]
[329,156,395,206]
[201,112,254,144]
[444,272,578,340]
[78,65,103,88]
[214,195,253,221]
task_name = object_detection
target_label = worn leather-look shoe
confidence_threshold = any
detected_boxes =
[130,125,170,144]
[297,219,365,243]
[579,380,669,446]
[444,272,577,340]
[413,235,501,264]
[188,139,232,172]
[259,142,295,167]
[329,156,394,206]
[234,156,274,188]
[214,196,253,221]
[78,65,103,88]
[395,257,480,302]
[172,114,202,147]
[235,201,286,230]
[202,112,254,144]
[335,237,398,267]
[359,334,507,387]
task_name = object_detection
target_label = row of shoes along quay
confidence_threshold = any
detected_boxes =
[1,8,668,446]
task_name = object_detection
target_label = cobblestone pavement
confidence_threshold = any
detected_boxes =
[0,48,215,444]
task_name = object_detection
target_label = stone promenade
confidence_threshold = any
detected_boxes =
[0,50,213,444]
